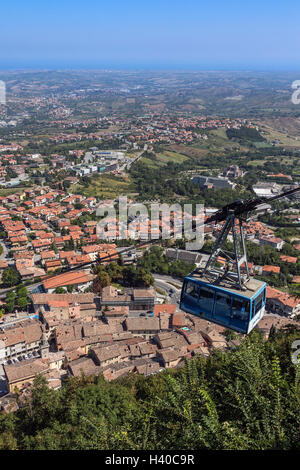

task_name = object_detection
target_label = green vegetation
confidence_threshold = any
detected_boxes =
[200,239,300,290]
[130,157,254,205]
[71,174,135,199]
[4,285,29,312]
[226,126,265,142]
[92,246,194,290]
[2,268,20,288]
[140,150,189,168]
[1,328,300,449]
[259,212,300,228]
[137,245,195,278]
[157,150,189,164]
[94,261,154,289]
[55,287,65,294]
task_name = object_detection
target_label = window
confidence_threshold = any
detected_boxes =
[215,292,231,317]
[232,297,250,321]
[185,281,200,300]
[199,287,215,313]
[254,290,264,317]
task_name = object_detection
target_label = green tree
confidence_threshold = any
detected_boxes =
[17,297,28,310]
[92,271,111,293]
[16,285,28,298]
[2,268,20,287]
[55,287,65,294]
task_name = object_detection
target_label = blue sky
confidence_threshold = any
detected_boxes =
[0,0,300,70]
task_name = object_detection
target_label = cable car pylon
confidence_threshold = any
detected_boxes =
[180,185,300,334]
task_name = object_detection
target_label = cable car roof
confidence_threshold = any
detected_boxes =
[185,272,266,299]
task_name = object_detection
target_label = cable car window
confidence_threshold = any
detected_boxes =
[254,291,264,316]
[185,282,199,300]
[232,297,250,321]
[215,292,231,317]
[199,287,214,312]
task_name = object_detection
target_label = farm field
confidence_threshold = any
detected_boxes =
[156,150,189,164]
[0,187,29,196]
[169,143,209,159]
[70,173,137,199]
[139,149,189,168]
[257,119,300,147]
[138,155,165,168]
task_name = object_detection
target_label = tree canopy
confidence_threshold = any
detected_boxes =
[1,328,300,450]
[2,268,20,288]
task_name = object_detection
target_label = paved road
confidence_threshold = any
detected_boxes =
[126,150,146,171]
[0,241,9,260]
[153,274,182,288]
[154,275,182,305]
[0,281,42,299]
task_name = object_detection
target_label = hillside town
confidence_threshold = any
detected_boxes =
[0,71,300,415]
[2,0,300,452]
[0,178,298,409]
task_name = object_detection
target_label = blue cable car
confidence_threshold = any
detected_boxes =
[180,272,267,334]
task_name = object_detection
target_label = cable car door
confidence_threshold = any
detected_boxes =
[213,290,231,326]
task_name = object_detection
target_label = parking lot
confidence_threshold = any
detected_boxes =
[2,350,41,366]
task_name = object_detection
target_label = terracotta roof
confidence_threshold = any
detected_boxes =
[132,288,155,299]
[41,250,57,260]
[4,358,49,384]
[43,270,94,290]
[280,255,297,263]
[172,312,186,327]
[47,300,70,308]
[68,357,100,377]
[92,344,121,363]
[22,320,43,344]
[104,306,129,317]
[267,286,300,309]
[59,250,76,259]
[262,265,280,274]
[0,327,25,347]
[125,317,160,332]
[153,304,176,316]
[158,348,183,363]
[31,293,95,305]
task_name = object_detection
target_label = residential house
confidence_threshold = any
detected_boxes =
[125,317,160,340]
[42,270,95,293]
[4,358,50,392]
[266,286,300,318]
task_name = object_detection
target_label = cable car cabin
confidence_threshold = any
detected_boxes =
[180,273,267,334]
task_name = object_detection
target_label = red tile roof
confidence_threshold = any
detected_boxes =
[43,270,93,290]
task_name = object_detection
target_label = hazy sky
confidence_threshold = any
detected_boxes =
[1,0,300,70]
